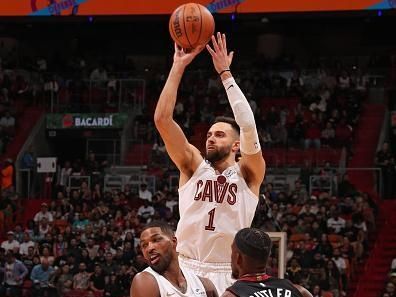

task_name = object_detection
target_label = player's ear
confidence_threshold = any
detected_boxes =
[232,140,240,153]
[172,236,178,248]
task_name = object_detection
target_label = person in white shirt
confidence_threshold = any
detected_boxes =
[1,232,20,253]
[391,258,396,272]
[139,184,153,202]
[327,212,346,234]
[0,111,15,129]
[33,203,53,223]
[137,201,155,223]
[19,232,35,256]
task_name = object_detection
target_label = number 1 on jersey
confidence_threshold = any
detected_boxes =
[205,208,216,231]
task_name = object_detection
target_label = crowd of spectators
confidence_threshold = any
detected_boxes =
[134,64,368,157]
[253,170,376,297]
[0,145,376,297]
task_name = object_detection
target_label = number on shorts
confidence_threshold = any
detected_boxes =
[205,208,216,231]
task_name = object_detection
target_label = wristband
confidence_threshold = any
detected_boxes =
[219,69,231,76]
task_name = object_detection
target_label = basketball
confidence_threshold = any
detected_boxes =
[169,3,215,49]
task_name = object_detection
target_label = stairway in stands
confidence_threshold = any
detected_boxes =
[353,201,396,297]
[348,103,385,203]
[345,103,393,297]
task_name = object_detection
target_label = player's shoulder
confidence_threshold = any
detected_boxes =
[131,271,160,297]
[132,270,157,285]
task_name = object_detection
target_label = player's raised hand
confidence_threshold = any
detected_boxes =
[206,32,234,74]
[173,43,205,68]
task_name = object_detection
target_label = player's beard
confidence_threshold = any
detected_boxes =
[149,249,173,274]
[206,144,232,163]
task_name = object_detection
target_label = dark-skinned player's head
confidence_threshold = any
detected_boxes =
[140,221,176,274]
[206,116,240,163]
[231,228,272,279]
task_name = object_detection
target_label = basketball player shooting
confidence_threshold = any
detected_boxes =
[154,32,265,294]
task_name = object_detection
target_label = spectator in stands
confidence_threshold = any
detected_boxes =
[384,282,395,297]
[337,174,357,198]
[0,252,28,297]
[287,70,304,96]
[335,118,352,152]
[322,260,342,297]
[90,66,108,81]
[376,142,395,199]
[391,258,396,273]
[1,231,20,253]
[138,183,152,202]
[72,262,90,290]
[34,203,54,223]
[327,211,346,234]
[19,232,35,256]
[304,115,321,149]
[31,258,55,297]
[271,121,288,146]
[1,158,14,193]
[89,263,106,294]
[338,70,351,89]
[55,264,73,297]
[321,122,335,147]
[0,111,15,131]
[286,257,303,284]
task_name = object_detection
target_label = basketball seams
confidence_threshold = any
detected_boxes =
[169,7,187,49]
[182,4,194,49]
[196,3,203,47]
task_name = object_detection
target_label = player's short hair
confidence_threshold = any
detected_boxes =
[213,116,240,135]
[142,221,175,238]
[235,228,272,264]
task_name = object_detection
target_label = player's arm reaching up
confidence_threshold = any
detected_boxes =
[206,32,265,196]
[154,44,204,185]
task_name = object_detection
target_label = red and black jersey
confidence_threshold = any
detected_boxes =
[227,274,304,297]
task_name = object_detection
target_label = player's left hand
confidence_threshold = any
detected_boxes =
[206,32,234,74]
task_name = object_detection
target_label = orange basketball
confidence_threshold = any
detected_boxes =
[169,3,215,49]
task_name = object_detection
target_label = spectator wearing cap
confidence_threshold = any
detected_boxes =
[1,231,20,253]
[19,232,35,256]
[0,252,28,297]
[138,183,152,202]
[33,203,53,223]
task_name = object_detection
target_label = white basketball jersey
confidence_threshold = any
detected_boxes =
[176,160,258,263]
[143,266,207,297]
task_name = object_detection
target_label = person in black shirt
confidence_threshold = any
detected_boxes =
[89,263,106,294]
[223,228,312,297]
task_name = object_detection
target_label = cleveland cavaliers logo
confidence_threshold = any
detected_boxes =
[194,179,237,205]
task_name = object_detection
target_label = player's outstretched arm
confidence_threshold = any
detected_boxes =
[199,277,219,297]
[130,272,159,297]
[207,33,265,195]
[154,43,204,177]
[293,284,314,297]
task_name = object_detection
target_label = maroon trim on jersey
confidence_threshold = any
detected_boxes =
[238,273,272,282]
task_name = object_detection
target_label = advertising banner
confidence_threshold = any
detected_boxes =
[0,0,394,17]
[46,113,128,129]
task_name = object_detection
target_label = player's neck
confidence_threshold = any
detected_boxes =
[212,157,236,174]
[163,261,186,291]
